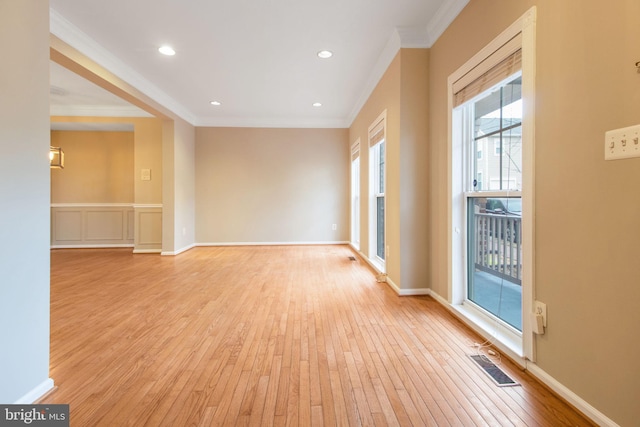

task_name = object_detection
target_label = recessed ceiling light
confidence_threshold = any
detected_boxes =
[317,50,333,59]
[312,102,322,107]
[210,101,221,106]
[158,45,176,56]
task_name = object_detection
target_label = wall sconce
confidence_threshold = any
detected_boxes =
[50,146,64,169]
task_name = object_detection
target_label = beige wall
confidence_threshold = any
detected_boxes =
[195,127,349,244]
[399,49,430,291]
[428,1,640,425]
[50,130,134,203]
[349,49,430,291]
[350,52,401,281]
[0,0,51,403]
[50,116,164,251]
[162,117,196,254]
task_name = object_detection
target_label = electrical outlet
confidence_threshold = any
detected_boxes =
[332,224,337,230]
[534,301,547,327]
[605,124,640,160]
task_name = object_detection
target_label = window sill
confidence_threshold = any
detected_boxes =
[450,302,525,367]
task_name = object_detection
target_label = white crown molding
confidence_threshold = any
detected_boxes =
[346,29,402,126]
[195,116,350,129]
[396,26,431,48]
[50,8,197,125]
[50,104,153,118]
[426,0,470,45]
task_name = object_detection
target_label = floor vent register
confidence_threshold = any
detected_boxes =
[469,354,519,387]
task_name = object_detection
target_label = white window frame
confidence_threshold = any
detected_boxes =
[368,110,387,273]
[351,139,361,250]
[448,7,536,362]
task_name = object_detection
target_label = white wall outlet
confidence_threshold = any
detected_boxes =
[605,124,640,160]
[534,300,547,327]
[332,224,337,230]
[141,168,151,181]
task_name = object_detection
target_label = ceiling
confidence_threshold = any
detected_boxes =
[49,0,468,128]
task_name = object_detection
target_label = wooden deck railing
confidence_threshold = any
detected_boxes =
[473,212,522,285]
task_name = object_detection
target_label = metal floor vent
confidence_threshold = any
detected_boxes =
[348,256,357,261]
[469,355,519,387]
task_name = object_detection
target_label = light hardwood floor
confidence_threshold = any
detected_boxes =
[45,245,593,426]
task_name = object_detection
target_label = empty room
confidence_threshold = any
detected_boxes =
[1,0,638,426]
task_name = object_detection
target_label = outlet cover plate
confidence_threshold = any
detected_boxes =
[534,301,547,327]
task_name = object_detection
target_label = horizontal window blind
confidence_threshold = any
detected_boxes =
[453,34,522,107]
[369,120,385,147]
[351,141,360,161]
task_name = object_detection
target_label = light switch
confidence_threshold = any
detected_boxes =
[605,124,640,160]
[141,169,151,181]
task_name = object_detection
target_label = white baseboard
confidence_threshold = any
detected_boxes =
[525,363,619,427]
[428,289,616,427]
[161,243,196,256]
[132,249,162,254]
[197,241,349,247]
[14,378,54,404]
[51,244,134,249]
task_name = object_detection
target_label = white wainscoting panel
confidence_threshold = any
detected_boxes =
[133,205,162,253]
[51,204,134,248]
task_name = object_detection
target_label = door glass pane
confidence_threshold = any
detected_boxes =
[467,197,522,330]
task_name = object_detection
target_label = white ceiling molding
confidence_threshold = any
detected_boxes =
[426,0,470,45]
[195,116,350,129]
[346,29,402,127]
[345,0,469,127]
[50,122,135,132]
[50,104,153,118]
[396,27,431,48]
[50,8,196,124]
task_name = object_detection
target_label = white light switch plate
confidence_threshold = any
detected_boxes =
[605,124,640,160]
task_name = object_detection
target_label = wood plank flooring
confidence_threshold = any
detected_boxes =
[45,245,594,426]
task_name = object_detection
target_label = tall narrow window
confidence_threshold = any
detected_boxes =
[462,73,523,331]
[369,112,386,271]
[351,140,360,249]
[449,7,536,359]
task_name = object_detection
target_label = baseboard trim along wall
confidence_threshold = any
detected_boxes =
[51,244,134,249]
[525,363,619,427]
[197,241,350,247]
[14,378,54,404]
[161,243,197,256]
[428,289,618,427]
[349,245,430,297]
[132,249,162,254]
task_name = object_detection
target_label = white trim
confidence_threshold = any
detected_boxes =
[14,379,55,404]
[51,203,133,208]
[197,241,349,247]
[430,290,525,366]
[133,204,163,209]
[447,6,537,362]
[132,249,162,254]
[426,0,470,46]
[50,9,196,125]
[161,243,196,256]
[428,290,616,427]
[195,116,350,129]
[50,104,152,118]
[51,244,134,249]
[525,364,620,427]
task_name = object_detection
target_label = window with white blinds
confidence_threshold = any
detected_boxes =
[452,34,522,107]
